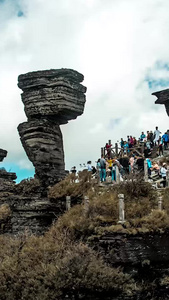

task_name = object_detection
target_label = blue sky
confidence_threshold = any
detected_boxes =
[0,0,169,182]
[145,61,169,90]
[0,0,24,20]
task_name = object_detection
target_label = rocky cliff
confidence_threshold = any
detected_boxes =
[18,68,87,186]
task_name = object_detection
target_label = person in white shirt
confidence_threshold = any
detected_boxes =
[154,126,161,145]
[87,161,92,171]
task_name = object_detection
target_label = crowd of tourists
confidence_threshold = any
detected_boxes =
[98,126,169,188]
[71,127,169,188]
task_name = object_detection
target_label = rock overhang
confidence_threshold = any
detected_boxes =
[18,68,87,124]
[152,88,169,116]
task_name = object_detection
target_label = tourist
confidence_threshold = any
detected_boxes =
[167,130,169,145]
[136,156,144,173]
[162,132,169,150]
[147,131,150,140]
[144,146,151,158]
[146,158,152,177]
[154,126,161,145]
[87,161,92,171]
[120,138,124,148]
[129,136,134,148]
[100,155,106,182]
[152,161,160,173]
[146,138,151,150]
[133,137,137,146]
[96,159,101,183]
[129,155,135,172]
[149,131,154,148]
[140,132,146,141]
[105,143,112,158]
[71,166,76,174]
[92,166,96,175]
[71,166,77,182]
[158,137,163,156]
[105,159,110,176]
[111,160,116,182]
[107,157,113,174]
[160,163,168,188]
[123,141,129,154]
[119,155,129,175]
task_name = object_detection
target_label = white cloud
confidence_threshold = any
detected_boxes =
[0,0,169,177]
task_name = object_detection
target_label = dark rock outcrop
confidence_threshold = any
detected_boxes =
[0,169,17,181]
[18,68,87,186]
[152,89,169,116]
[0,149,17,181]
[0,148,7,162]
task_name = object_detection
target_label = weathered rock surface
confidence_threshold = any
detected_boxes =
[97,232,169,266]
[18,68,86,124]
[18,119,65,186]
[0,169,17,181]
[18,68,87,186]
[152,89,169,116]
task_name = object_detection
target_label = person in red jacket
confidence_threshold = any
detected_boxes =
[105,143,112,158]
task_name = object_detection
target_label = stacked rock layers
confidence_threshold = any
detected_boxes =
[18,69,87,186]
[152,89,169,116]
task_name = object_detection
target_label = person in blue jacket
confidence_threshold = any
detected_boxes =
[162,132,169,150]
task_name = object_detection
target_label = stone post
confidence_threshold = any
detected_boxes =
[144,159,148,182]
[118,194,125,223]
[66,196,71,211]
[158,195,163,211]
[84,196,89,215]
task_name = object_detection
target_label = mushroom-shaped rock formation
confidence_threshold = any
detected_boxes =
[152,89,169,116]
[18,69,87,186]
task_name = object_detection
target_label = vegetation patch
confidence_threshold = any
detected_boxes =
[0,230,135,300]
[48,170,96,199]
[0,204,11,221]
[15,178,41,196]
